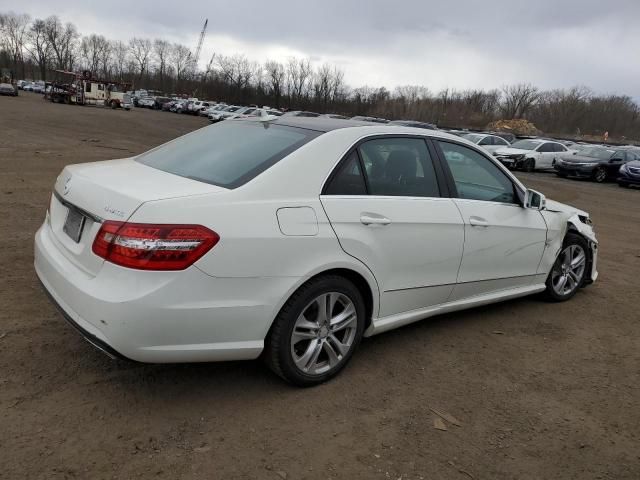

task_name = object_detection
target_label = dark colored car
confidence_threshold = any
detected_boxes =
[554,146,640,183]
[153,96,172,109]
[162,100,176,111]
[389,120,437,130]
[617,160,640,187]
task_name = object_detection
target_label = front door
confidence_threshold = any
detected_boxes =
[320,137,465,317]
[435,140,548,299]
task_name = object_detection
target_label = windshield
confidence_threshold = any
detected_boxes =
[462,134,484,143]
[510,140,543,150]
[579,147,615,160]
[137,122,320,188]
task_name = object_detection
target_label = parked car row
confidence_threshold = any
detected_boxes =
[455,130,640,188]
[17,80,46,93]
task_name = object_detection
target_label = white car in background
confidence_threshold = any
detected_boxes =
[208,105,242,122]
[494,139,570,171]
[34,118,598,386]
[462,133,511,154]
[137,97,155,108]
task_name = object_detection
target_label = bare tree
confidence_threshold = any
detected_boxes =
[99,40,112,78]
[128,37,152,81]
[0,12,30,78]
[44,16,78,71]
[110,40,128,80]
[265,60,285,108]
[80,34,108,76]
[25,18,52,80]
[500,83,540,118]
[154,39,170,90]
[170,43,190,90]
[286,57,313,106]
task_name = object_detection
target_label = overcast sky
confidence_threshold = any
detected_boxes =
[8,0,640,97]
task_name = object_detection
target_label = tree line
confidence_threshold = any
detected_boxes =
[2,10,639,140]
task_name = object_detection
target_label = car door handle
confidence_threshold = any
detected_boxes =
[360,213,391,226]
[469,216,489,227]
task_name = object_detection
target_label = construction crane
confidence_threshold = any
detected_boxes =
[203,52,215,82]
[191,19,208,73]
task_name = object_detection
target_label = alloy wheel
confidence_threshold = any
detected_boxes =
[290,292,358,376]
[551,244,586,296]
[594,167,606,182]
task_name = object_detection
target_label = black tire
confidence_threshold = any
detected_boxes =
[543,232,589,302]
[524,158,535,172]
[593,166,607,183]
[265,275,366,387]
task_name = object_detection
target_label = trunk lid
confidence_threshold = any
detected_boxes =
[48,158,226,276]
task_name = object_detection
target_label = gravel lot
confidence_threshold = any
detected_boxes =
[1,93,639,480]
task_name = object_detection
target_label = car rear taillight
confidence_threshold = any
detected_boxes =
[92,221,219,271]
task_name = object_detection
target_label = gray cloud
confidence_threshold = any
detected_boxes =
[12,0,640,97]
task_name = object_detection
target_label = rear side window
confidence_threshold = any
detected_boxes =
[324,137,440,197]
[137,122,319,188]
[359,138,440,197]
[324,151,367,195]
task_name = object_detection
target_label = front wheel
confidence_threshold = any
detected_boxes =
[265,275,365,386]
[544,233,588,302]
[523,158,535,172]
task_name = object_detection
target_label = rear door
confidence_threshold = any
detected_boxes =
[434,140,548,299]
[320,136,465,317]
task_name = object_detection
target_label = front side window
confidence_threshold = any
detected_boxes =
[137,122,320,188]
[538,143,554,153]
[358,137,440,197]
[438,141,518,204]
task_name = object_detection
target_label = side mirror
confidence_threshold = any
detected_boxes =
[524,189,546,210]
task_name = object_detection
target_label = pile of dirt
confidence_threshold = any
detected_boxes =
[486,119,540,136]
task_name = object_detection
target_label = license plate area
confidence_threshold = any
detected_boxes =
[63,207,87,243]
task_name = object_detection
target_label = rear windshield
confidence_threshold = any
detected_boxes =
[137,121,320,188]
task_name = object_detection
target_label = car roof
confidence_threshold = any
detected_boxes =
[236,117,477,145]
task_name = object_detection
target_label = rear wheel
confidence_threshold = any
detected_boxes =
[265,275,365,386]
[593,166,607,183]
[544,233,588,302]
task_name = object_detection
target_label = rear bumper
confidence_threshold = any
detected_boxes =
[35,221,297,363]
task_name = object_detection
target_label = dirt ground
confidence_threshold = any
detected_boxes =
[1,93,639,480]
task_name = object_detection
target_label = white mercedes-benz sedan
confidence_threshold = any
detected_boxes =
[35,117,599,386]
